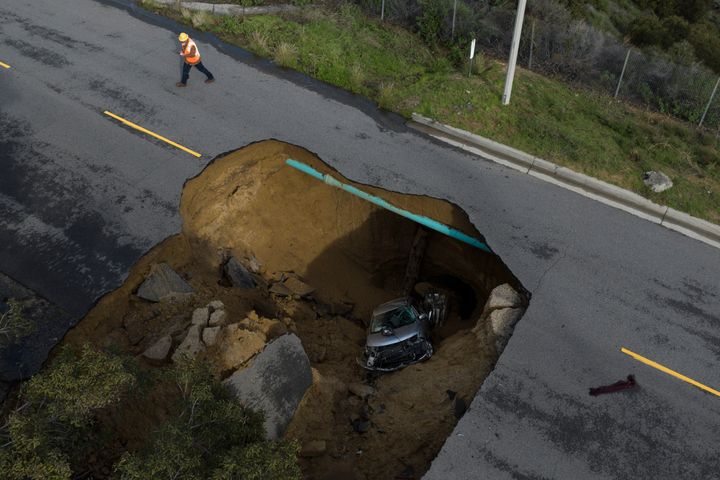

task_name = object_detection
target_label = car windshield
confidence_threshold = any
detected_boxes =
[370,306,418,333]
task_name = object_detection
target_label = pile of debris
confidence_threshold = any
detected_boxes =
[136,260,313,439]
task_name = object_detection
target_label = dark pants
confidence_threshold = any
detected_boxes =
[180,61,214,84]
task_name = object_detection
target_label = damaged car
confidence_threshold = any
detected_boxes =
[360,292,447,372]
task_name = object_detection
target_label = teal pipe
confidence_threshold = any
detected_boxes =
[285,158,492,253]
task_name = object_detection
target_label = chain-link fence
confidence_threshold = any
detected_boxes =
[354,0,720,130]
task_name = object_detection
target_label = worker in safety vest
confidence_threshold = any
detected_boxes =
[177,32,215,87]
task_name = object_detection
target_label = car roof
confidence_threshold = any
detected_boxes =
[372,297,412,317]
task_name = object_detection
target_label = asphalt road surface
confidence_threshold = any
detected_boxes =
[1,0,719,477]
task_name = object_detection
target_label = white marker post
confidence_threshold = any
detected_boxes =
[468,38,476,77]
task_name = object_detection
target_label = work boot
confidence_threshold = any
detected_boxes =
[205,78,215,84]
[176,82,186,87]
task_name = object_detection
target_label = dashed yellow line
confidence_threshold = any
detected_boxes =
[103,110,201,158]
[0,61,11,69]
[621,347,720,397]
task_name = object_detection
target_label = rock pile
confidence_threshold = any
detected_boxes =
[170,300,227,362]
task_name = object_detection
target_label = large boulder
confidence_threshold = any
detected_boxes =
[171,325,204,362]
[224,257,256,289]
[202,326,221,346]
[237,311,287,339]
[142,335,172,361]
[643,171,673,193]
[209,309,227,327]
[283,276,315,297]
[191,307,209,326]
[484,283,523,312]
[207,300,224,311]
[223,333,312,439]
[137,263,194,302]
[489,308,525,351]
[215,324,266,372]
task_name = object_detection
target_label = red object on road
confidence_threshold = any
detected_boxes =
[589,375,636,396]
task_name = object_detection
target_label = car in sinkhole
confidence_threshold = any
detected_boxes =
[360,292,447,372]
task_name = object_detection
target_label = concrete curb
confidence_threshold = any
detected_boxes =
[409,113,720,250]
[150,0,305,15]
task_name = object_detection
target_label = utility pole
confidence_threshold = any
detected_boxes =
[381,0,385,21]
[699,76,720,128]
[502,0,527,105]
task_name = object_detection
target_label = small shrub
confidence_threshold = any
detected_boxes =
[115,423,202,480]
[378,81,396,109]
[696,145,719,167]
[274,42,298,68]
[170,358,265,451]
[637,82,655,106]
[428,55,453,74]
[338,2,363,25]
[211,441,302,480]
[180,7,192,20]
[24,345,137,427]
[349,63,366,91]
[659,15,689,48]
[190,11,212,29]
[218,15,243,36]
[446,43,466,68]
[250,30,270,55]
[416,0,452,46]
[689,23,720,73]
[629,15,664,47]
[470,54,487,75]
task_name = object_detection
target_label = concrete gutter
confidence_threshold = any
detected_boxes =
[150,0,305,15]
[409,113,720,251]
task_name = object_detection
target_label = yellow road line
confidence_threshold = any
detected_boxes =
[103,110,201,158]
[0,61,11,69]
[621,347,720,397]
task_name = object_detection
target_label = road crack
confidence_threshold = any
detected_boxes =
[532,244,569,293]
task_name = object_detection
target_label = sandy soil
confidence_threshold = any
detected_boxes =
[59,140,523,479]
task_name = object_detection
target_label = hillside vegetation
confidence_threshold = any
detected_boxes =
[564,0,720,72]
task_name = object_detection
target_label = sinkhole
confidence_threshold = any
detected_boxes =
[63,140,528,480]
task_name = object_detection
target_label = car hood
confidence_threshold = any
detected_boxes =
[366,323,420,348]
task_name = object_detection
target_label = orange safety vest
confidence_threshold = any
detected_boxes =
[182,38,201,65]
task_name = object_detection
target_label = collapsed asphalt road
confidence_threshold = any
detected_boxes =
[1,0,719,478]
